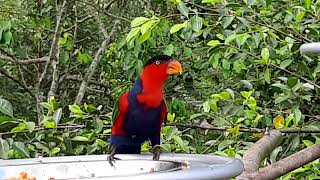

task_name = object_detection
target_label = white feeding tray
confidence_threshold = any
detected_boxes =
[0,153,244,180]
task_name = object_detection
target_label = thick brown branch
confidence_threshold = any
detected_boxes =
[250,144,320,180]
[236,130,282,180]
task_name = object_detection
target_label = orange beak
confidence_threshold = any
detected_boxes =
[166,60,183,75]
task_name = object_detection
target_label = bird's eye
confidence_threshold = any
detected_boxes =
[155,60,161,65]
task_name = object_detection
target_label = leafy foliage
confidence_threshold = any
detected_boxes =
[0,0,320,178]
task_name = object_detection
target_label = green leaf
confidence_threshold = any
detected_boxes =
[227,125,240,136]
[219,92,231,100]
[207,40,220,48]
[225,34,237,45]
[296,11,305,22]
[190,15,203,32]
[264,67,271,84]
[40,102,54,112]
[41,120,56,128]
[304,0,311,9]
[225,89,235,99]
[183,46,192,57]
[202,101,210,113]
[222,59,230,70]
[53,108,62,124]
[163,44,174,56]
[271,83,289,90]
[240,91,253,99]
[216,33,224,40]
[131,17,150,27]
[237,33,251,46]
[93,117,103,133]
[11,123,26,133]
[71,136,89,141]
[173,135,187,152]
[140,20,156,34]
[222,16,235,29]
[0,98,14,117]
[0,138,9,159]
[292,105,302,123]
[137,31,151,44]
[177,3,189,18]
[287,77,298,88]
[270,146,282,163]
[247,96,257,110]
[280,59,292,69]
[126,27,140,42]
[170,21,188,34]
[3,31,12,45]
[218,140,234,151]
[13,142,30,158]
[25,122,35,133]
[50,147,61,155]
[261,48,269,60]
[302,140,314,147]
[275,94,290,104]
[290,135,300,151]
[166,127,178,140]
[233,60,246,73]
[69,104,85,115]
[209,53,220,68]
[208,100,217,112]
[241,80,253,90]
[167,112,175,123]
[201,0,215,3]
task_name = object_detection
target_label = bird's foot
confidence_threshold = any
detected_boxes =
[107,154,120,167]
[108,144,121,167]
[152,145,161,161]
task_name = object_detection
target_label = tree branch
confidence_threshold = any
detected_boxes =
[0,68,35,98]
[36,0,68,123]
[249,144,320,180]
[64,75,109,89]
[172,123,320,134]
[74,9,120,104]
[0,54,49,64]
[237,130,282,179]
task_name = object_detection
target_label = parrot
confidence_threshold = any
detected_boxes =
[107,55,183,165]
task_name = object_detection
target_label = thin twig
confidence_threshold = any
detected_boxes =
[0,68,35,98]
[171,123,320,134]
[271,64,320,89]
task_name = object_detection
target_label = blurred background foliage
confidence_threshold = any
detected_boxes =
[0,0,320,178]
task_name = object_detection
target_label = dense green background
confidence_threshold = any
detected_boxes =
[0,0,319,179]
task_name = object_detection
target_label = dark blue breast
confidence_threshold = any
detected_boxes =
[123,78,163,138]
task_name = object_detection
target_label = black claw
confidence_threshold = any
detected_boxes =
[152,145,161,161]
[108,144,120,167]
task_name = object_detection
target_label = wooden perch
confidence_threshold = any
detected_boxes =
[250,144,320,179]
[237,130,320,180]
[237,130,282,180]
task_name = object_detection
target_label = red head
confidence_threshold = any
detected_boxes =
[138,55,183,107]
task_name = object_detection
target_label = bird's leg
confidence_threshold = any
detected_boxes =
[152,145,161,161]
[107,144,120,167]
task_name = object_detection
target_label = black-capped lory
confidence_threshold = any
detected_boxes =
[108,55,183,165]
